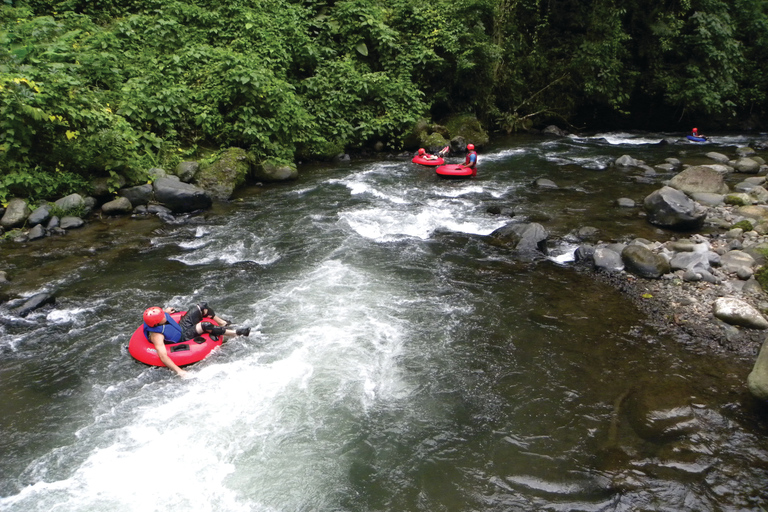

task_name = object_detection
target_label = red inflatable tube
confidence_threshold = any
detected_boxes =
[128,311,223,367]
[435,164,476,178]
[412,155,445,166]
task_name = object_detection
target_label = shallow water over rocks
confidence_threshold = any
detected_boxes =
[1,132,767,511]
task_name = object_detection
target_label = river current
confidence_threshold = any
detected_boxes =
[0,133,766,511]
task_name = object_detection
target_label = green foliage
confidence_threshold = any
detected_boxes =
[2,0,768,204]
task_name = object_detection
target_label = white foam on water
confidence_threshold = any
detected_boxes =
[1,258,413,512]
[589,132,666,145]
[171,238,280,266]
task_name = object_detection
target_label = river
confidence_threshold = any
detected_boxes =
[1,132,766,511]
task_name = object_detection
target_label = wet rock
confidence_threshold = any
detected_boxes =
[0,198,31,229]
[0,271,8,284]
[748,336,768,401]
[622,245,670,278]
[147,167,167,180]
[534,178,558,189]
[542,125,568,137]
[690,192,724,206]
[712,297,768,329]
[576,226,599,241]
[575,244,595,262]
[615,155,641,167]
[101,197,133,215]
[643,186,707,231]
[489,222,549,254]
[253,159,299,182]
[706,152,730,163]
[736,147,756,157]
[27,204,51,226]
[153,176,212,213]
[719,250,756,274]
[724,193,753,206]
[13,292,55,317]
[616,197,635,207]
[734,157,760,174]
[195,147,251,199]
[28,224,46,240]
[669,165,729,195]
[593,246,624,272]
[60,216,84,229]
[119,184,153,207]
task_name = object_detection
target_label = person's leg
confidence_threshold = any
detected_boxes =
[196,321,250,337]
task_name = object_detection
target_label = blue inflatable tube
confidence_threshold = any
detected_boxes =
[686,135,708,142]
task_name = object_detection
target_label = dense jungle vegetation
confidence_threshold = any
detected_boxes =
[1,0,767,202]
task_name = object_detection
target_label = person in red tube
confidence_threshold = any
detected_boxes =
[463,143,478,176]
[142,302,250,378]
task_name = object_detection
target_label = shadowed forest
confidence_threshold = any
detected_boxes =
[1,0,766,200]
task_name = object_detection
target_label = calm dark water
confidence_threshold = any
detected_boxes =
[1,132,766,511]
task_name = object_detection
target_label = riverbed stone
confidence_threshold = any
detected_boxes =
[534,178,558,189]
[748,336,768,401]
[60,216,84,229]
[734,157,760,174]
[119,184,153,207]
[615,155,641,167]
[0,198,31,229]
[53,193,85,213]
[153,176,212,213]
[643,186,707,230]
[27,224,46,240]
[713,297,768,329]
[720,250,756,274]
[724,193,753,206]
[668,165,729,195]
[593,246,624,272]
[616,197,635,207]
[195,147,251,199]
[737,147,756,157]
[489,222,549,254]
[101,196,133,215]
[13,292,55,317]
[253,159,299,182]
[622,245,671,278]
[706,152,730,163]
[27,204,51,227]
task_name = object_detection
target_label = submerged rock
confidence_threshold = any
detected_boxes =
[13,292,55,317]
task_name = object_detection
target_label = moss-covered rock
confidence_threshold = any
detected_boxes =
[445,114,489,147]
[731,220,755,231]
[194,147,250,200]
[253,158,298,182]
[420,132,449,153]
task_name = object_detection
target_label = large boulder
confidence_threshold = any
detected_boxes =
[748,336,768,400]
[153,176,212,213]
[668,165,729,195]
[195,147,251,199]
[621,245,670,278]
[643,186,707,230]
[0,198,31,228]
[253,159,299,182]
[489,222,548,254]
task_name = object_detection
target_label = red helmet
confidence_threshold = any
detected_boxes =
[692,128,698,134]
[143,307,165,327]
[418,148,426,155]
[467,144,475,151]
